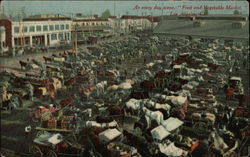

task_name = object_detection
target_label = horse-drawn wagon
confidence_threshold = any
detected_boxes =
[30,105,59,122]
[182,112,216,137]
[29,131,84,157]
[225,77,244,98]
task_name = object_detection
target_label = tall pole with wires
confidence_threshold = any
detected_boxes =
[72,24,78,56]
[114,0,116,16]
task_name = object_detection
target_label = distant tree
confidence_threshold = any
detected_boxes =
[101,9,111,18]
[233,10,240,15]
[20,7,27,19]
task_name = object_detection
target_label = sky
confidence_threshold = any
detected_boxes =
[1,1,249,17]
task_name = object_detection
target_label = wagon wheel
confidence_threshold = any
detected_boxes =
[29,145,43,157]
[46,150,58,157]
[211,85,218,93]
[41,112,52,121]
[193,122,207,136]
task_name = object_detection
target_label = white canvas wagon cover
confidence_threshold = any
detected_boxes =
[151,125,170,141]
[162,117,184,132]
[34,132,63,146]
[230,77,241,81]
[159,142,188,157]
[98,128,122,143]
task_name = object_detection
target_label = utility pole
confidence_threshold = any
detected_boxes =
[72,24,78,56]
[0,0,3,54]
[19,21,25,49]
[114,0,116,16]
[151,11,153,31]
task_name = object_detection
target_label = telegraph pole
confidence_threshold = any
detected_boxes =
[72,24,78,56]
[114,0,116,16]
[0,0,2,54]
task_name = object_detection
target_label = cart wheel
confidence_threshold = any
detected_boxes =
[46,150,58,157]
[193,122,207,136]
[29,145,43,157]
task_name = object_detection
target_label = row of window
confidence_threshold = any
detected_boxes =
[81,22,109,26]
[14,24,70,33]
[51,33,70,41]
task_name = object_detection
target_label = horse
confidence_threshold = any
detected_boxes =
[142,107,164,126]
[129,91,149,99]
[43,56,52,63]
[125,98,142,116]
[40,47,47,53]
[140,80,156,91]
[96,81,107,96]
[145,101,171,119]
[19,61,27,70]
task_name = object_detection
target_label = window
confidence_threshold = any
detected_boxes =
[66,24,69,29]
[82,23,85,26]
[60,24,65,30]
[55,25,59,30]
[43,25,48,31]
[22,26,28,33]
[29,26,35,32]
[36,25,42,32]
[66,33,70,40]
[49,25,54,31]
[59,33,64,40]
[14,26,19,33]
[51,34,57,40]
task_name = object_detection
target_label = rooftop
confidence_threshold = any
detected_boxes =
[154,20,249,39]
[73,18,109,22]
[22,17,72,22]
[76,25,112,31]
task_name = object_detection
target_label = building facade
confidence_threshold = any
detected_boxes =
[11,18,72,49]
[120,16,153,33]
[0,26,6,55]
[0,14,159,55]
[72,18,113,42]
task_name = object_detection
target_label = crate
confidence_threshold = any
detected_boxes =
[41,120,48,128]
[47,117,57,129]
